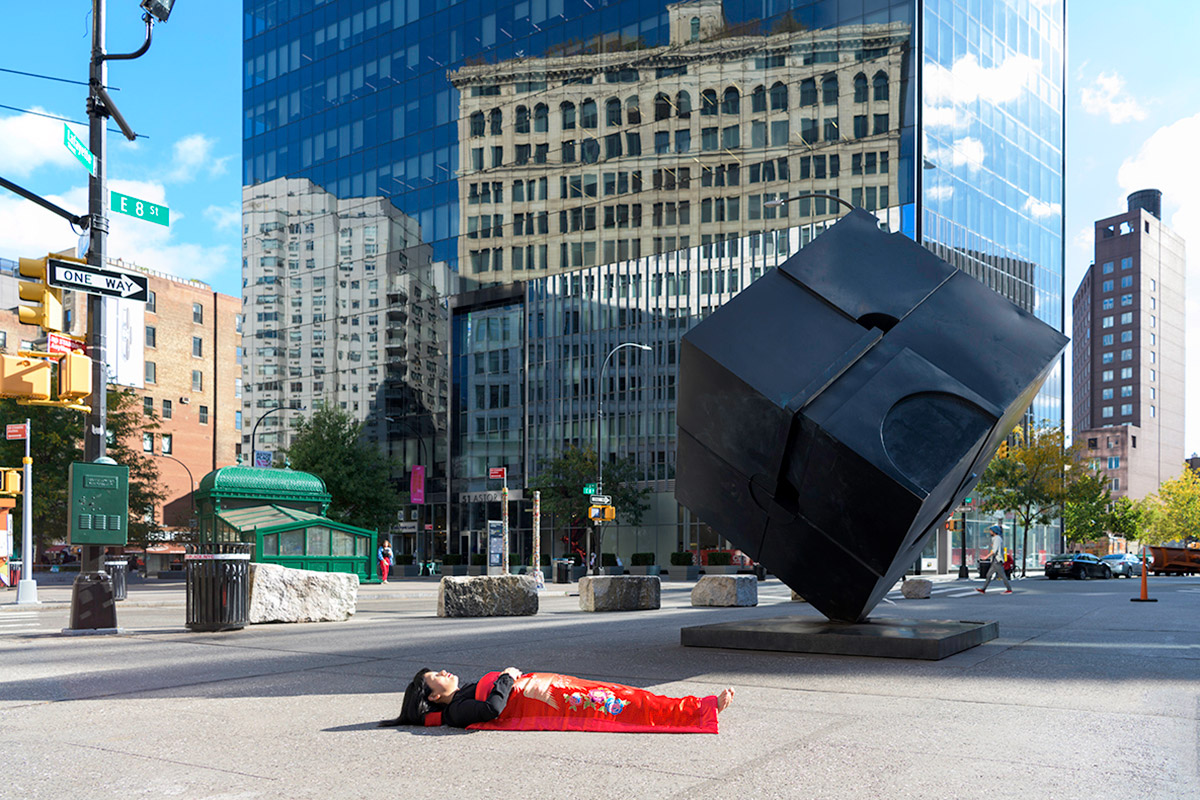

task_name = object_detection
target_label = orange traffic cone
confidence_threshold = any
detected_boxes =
[1130,547,1157,603]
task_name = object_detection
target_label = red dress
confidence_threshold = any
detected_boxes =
[426,672,719,734]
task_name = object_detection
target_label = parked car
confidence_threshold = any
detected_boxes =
[1044,553,1112,580]
[1100,553,1144,578]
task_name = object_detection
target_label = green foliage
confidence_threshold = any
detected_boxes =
[0,389,164,552]
[283,405,403,533]
[469,552,486,566]
[529,445,651,527]
[975,424,1075,572]
[1062,468,1112,545]
[1140,468,1200,545]
[670,551,694,566]
[1108,497,1149,543]
[707,551,733,566]
[441,553,463,566]
[601,552,617,567]
[540,553,551,567]
[631,552,655,566]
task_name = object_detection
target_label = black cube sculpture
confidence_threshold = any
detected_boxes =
[676,210,1067,622]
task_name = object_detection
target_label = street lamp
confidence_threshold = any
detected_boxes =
[593,341,651,573]
[387,415,431,567]
[154,452,196,543]
[250,405,306,465]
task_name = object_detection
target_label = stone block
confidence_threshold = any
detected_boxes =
[437,575,538,617]
[691,575,758,607]
[248,563,358,624]
[578,575,660,612]
[901,578,933,599]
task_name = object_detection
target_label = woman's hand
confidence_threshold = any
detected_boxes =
[502,667,522,680]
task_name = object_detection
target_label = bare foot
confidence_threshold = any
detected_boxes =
[716,687,735,713]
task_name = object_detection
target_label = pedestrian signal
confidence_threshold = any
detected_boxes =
[589,505,615,521]
[0,354,52,400]
[58,351,92,401]
[1,469,20,495]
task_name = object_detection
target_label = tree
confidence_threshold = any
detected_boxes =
[1108,496,1150,546]
[974,425,1075,576]
[0,388,165,554]
[1062,468,1112,546]
[528,445,650,573]
[1140,468,1200,546]
[283,405,403,533]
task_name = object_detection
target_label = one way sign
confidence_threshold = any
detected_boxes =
[47,258,149,302]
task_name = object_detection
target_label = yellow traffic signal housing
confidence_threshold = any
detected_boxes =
[589,505,616,521]
[0,354,52,400]
[1,469,20,495]
[58,351,92,401]
[995,441,1009,460]
[17,256,64,332]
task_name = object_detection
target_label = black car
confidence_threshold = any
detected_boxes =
[1100,553,1144,578]
[1044,553,1112,580]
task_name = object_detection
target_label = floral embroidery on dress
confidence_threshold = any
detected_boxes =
[564,688,629,715]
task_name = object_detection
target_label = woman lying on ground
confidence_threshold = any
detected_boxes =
[381,667,734,734]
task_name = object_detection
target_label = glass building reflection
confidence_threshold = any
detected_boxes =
[243,0,1064,569]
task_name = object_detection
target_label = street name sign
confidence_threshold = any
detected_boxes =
[111,191,169,226]
[583,483,597,495]
[63,125,95,176]
[488,467,506,480]
[6,424,27,440]
[589,494,611,505]
[47,258,149,302]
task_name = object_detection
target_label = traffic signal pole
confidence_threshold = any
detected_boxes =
[15,419,36,604]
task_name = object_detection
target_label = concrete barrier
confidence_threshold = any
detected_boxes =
[248,563,358,623]
[578,575,660,612]
[437,575,538,617]
[691,574,758,607]
[900,578,933,599]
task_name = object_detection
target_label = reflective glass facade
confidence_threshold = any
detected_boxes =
[243,0,1064,566]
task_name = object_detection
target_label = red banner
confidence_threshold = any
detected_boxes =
[411,464,425,504]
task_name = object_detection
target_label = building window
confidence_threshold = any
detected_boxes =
[1120,348,1133,361]
[145,361,156,383]
[1101,406,1114,418]
[1101,261,1113,274]
[1120,404,1133,416]
[192,336,203,357]
[1101,316,1113,328]
[162,399,172,419]
[1101,370,1113,381]
[1120,276,1133,288]
[1108,457,1120,469]
[235,378,242,398]
[1120,294,1133,306]
[198,405,208,425]
[145,326,156,347]
[1120,367,1133,379]
[1112,478,1120,491]
[1101,352,1113,364]
[1101,388,1113,400]
[1101,280,1113,292]
[235,411,243,430]
[146,290,156,313]
[193,302,203,323]
[142,432,153,452]
[1120,385,1133,397]
[1121,257,1132,270]
[161,433,172,454]
[192,370,203,391]
[143,396,153,416]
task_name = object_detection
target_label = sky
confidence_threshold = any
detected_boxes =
[0,1,1197,452]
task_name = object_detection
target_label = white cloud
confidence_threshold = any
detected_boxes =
[1116,113,1200,453]
[204,203,242,232]
[166,134,231,182]
[1079,71,1147,124]
[0,111,81,178]
[927,185,954,201]
[928,137,986,172]
[1023,197,1062,219]
[923,105,968,130]
[925,53,1041,107]
[0,181,233,284]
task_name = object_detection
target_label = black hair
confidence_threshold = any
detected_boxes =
[379,668,433,727]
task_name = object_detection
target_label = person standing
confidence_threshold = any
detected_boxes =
[976,524,1013,594]
[378,538,394,583]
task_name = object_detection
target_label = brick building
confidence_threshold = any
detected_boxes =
[0,256,243,535]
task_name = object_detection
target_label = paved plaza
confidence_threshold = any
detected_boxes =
[2,573,1197,799]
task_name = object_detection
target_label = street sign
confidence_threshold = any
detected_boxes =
[47,258,149,302]
[46,332,86,355]
[111,191,169,227]
[488,467,506,480]
[5,424,27,440]
[583,483,597,495]
[589,494,611,505]
[63,125,95,176]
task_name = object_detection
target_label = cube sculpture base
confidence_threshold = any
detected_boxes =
[681,617,999,661]
[676,209,1068,622]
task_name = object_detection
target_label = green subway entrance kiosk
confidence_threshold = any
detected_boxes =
[195,466,379,582]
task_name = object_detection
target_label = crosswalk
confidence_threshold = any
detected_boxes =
[0,611,42,634]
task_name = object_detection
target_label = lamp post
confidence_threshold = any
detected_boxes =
[250,405,306,465]
[593,342,651,574]
[154,452,196,543]
[763,192,855,214]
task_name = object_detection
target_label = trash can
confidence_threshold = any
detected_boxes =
[104,558,128,601]
[185,544,252,632]
[554,559,570,584]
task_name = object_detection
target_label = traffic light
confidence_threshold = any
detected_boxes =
[17,255,64,332]
[0,354,52,400]
[995,441,1009,460]
[589,505,616,521]
[58,351,92,401]
[1,469,20,495]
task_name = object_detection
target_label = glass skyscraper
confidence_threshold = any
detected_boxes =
[243,0,1064,567]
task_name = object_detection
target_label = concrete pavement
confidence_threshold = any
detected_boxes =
[1,573,1196,800]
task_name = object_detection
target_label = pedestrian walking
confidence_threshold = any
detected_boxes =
[976,524,1013,594]
[378,538,394,583]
